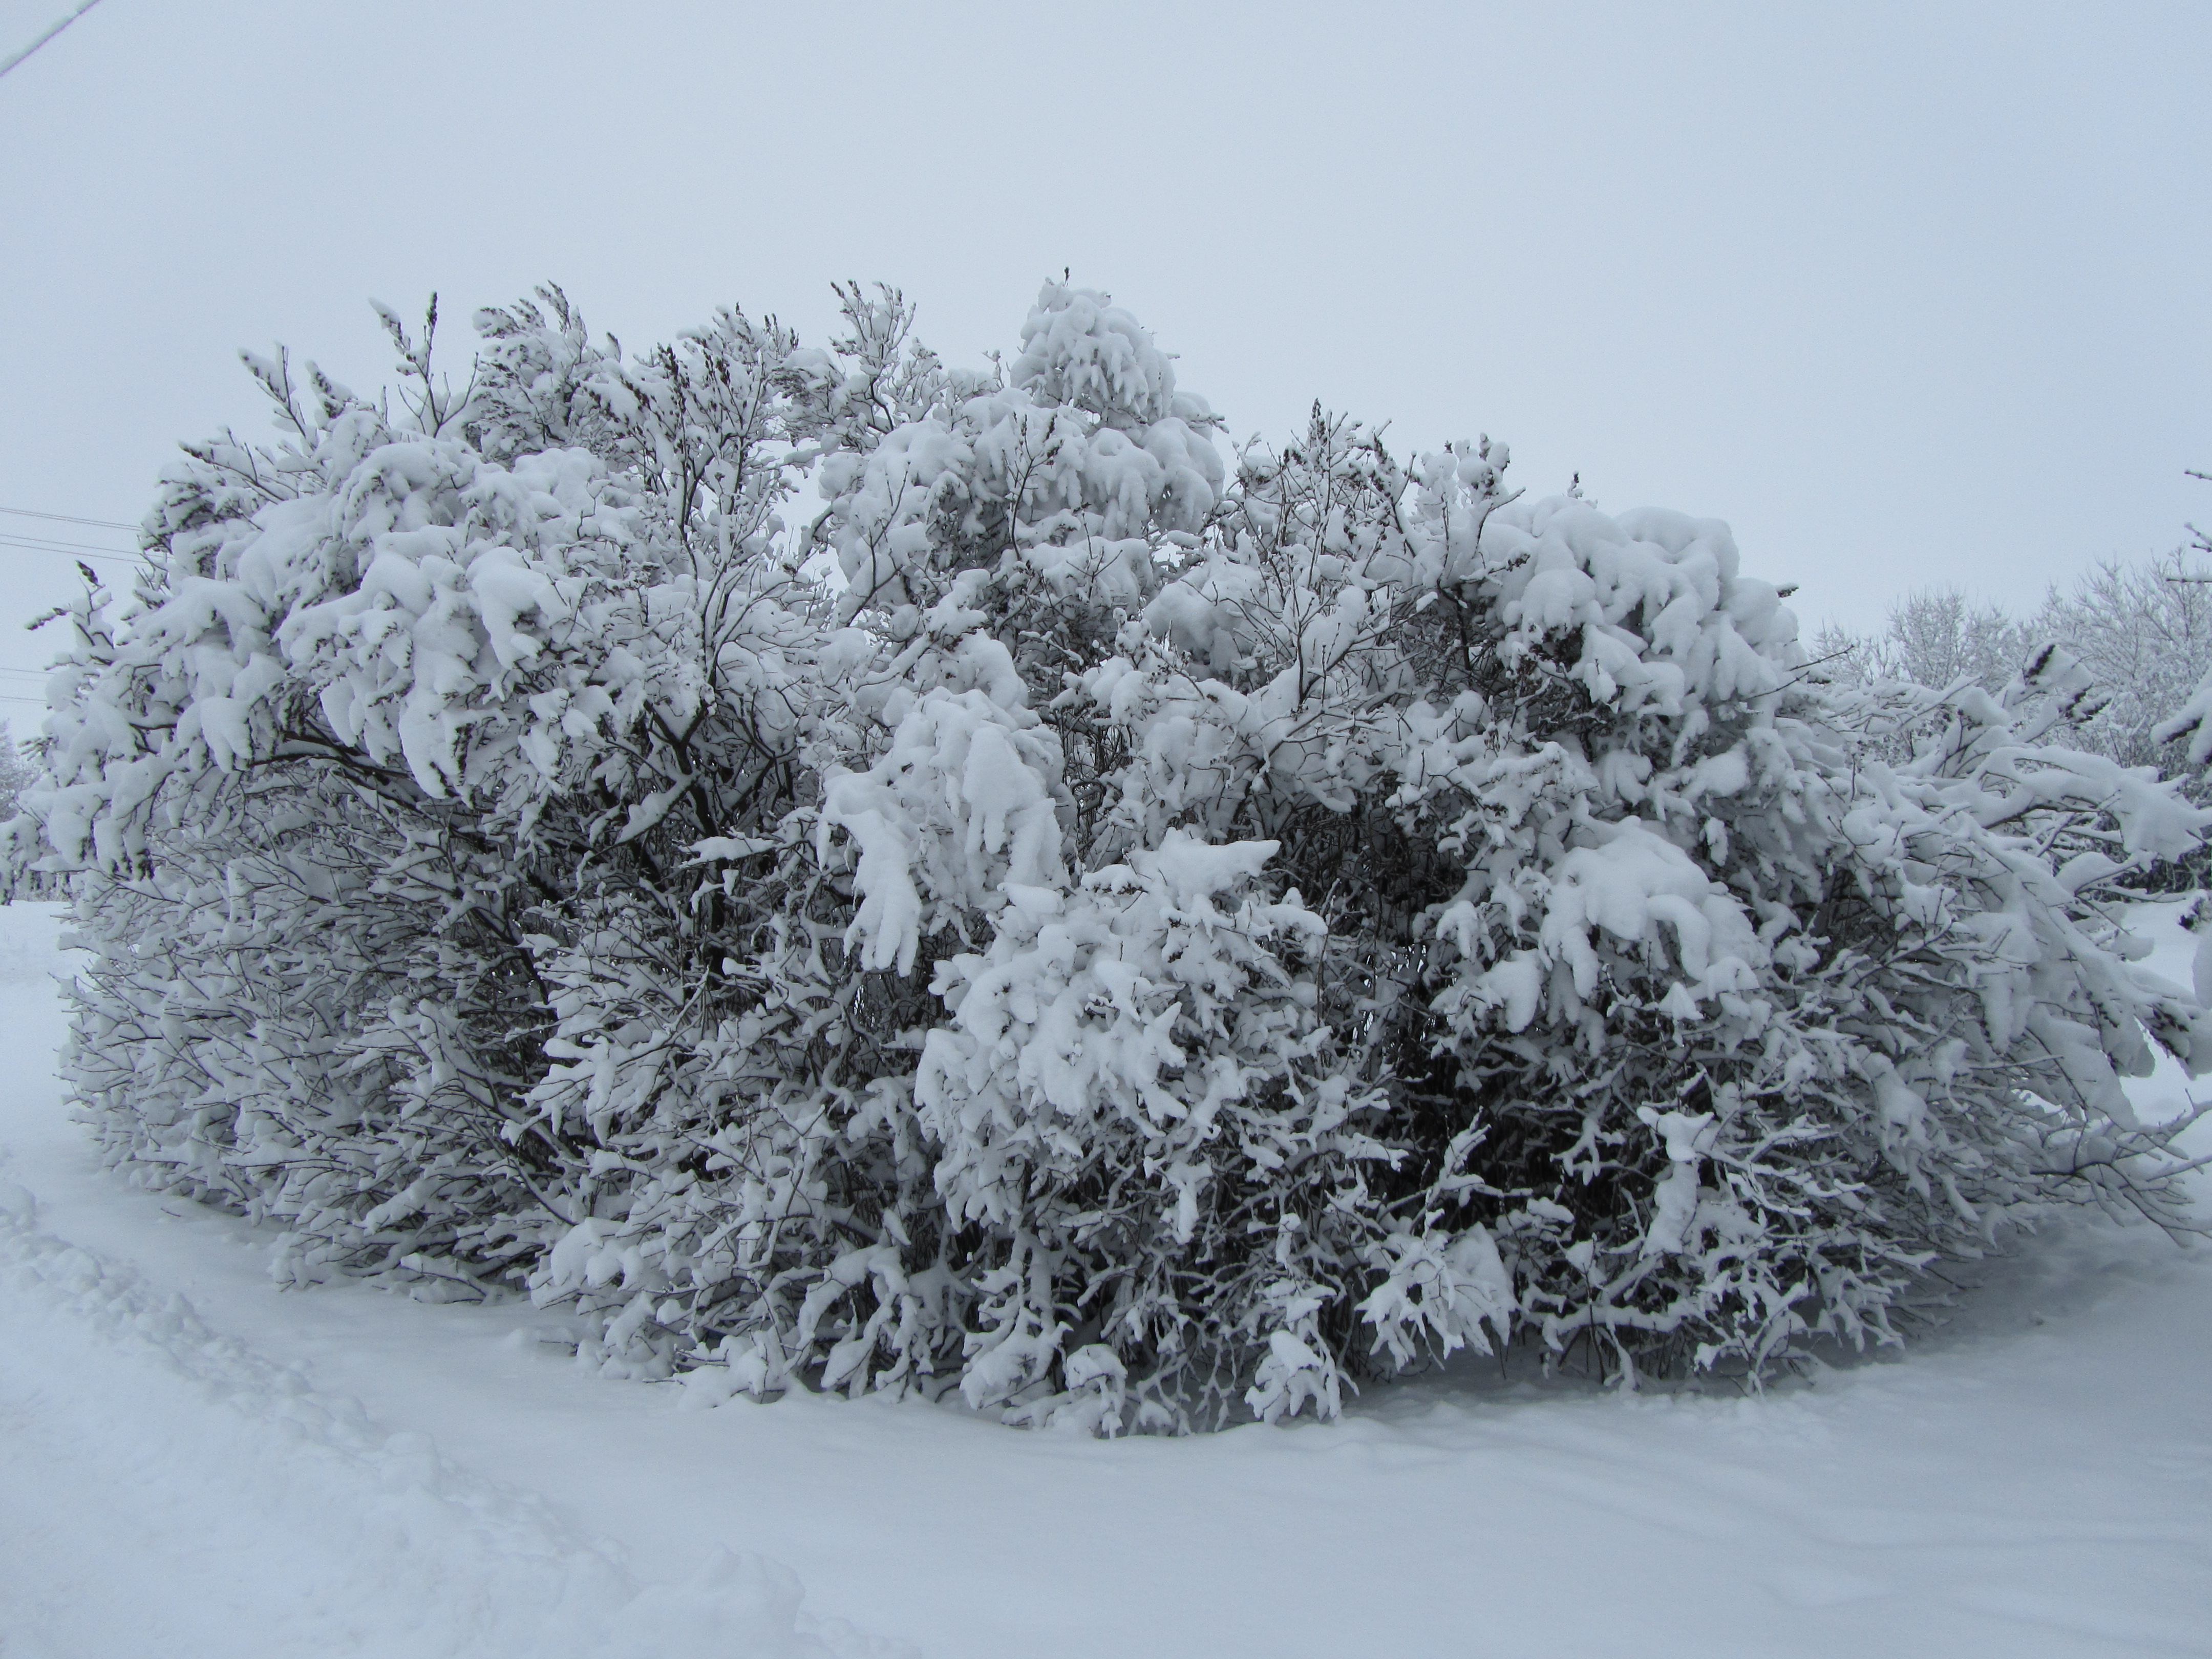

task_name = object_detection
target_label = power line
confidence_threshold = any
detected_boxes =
[0,550,137,571]
[0,547,136,569]
[0,509,148,576]
[0,0,105,82]
[0,532,137,559]
[0,505,136,532]
[0,546,138,570]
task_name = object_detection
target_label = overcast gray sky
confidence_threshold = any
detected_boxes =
[2,1,2206,704]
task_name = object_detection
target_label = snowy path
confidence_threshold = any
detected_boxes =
[2,902,2208,1658]
[0,1182,869,1659]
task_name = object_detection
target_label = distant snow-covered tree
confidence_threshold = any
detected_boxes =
[0,721,31,823]
[2037,555,2212,775]
[1817,531,2212,793]
[1814,586,2033,696]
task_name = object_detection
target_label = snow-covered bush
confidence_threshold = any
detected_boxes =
[15,281,2208,1430]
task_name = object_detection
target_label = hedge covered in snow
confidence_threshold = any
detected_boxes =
[13,282,2209,1429]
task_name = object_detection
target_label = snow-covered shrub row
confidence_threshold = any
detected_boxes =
[15,282,2209,1429]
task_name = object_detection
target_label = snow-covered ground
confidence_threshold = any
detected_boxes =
[3,902,2207,1659]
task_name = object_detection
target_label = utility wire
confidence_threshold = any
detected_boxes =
[0,505,136,532]
[1,540,137,566]
[0,510,144,577]
[0,0,105,82]
[0,531,137,559]
[0,542,137,568]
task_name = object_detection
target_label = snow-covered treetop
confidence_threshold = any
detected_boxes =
[823,282,1224,627]
[1010,281,1199,430]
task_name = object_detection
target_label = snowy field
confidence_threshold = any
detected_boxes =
[2,900,2207,1659]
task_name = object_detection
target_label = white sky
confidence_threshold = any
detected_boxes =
[2,1,2207,708]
